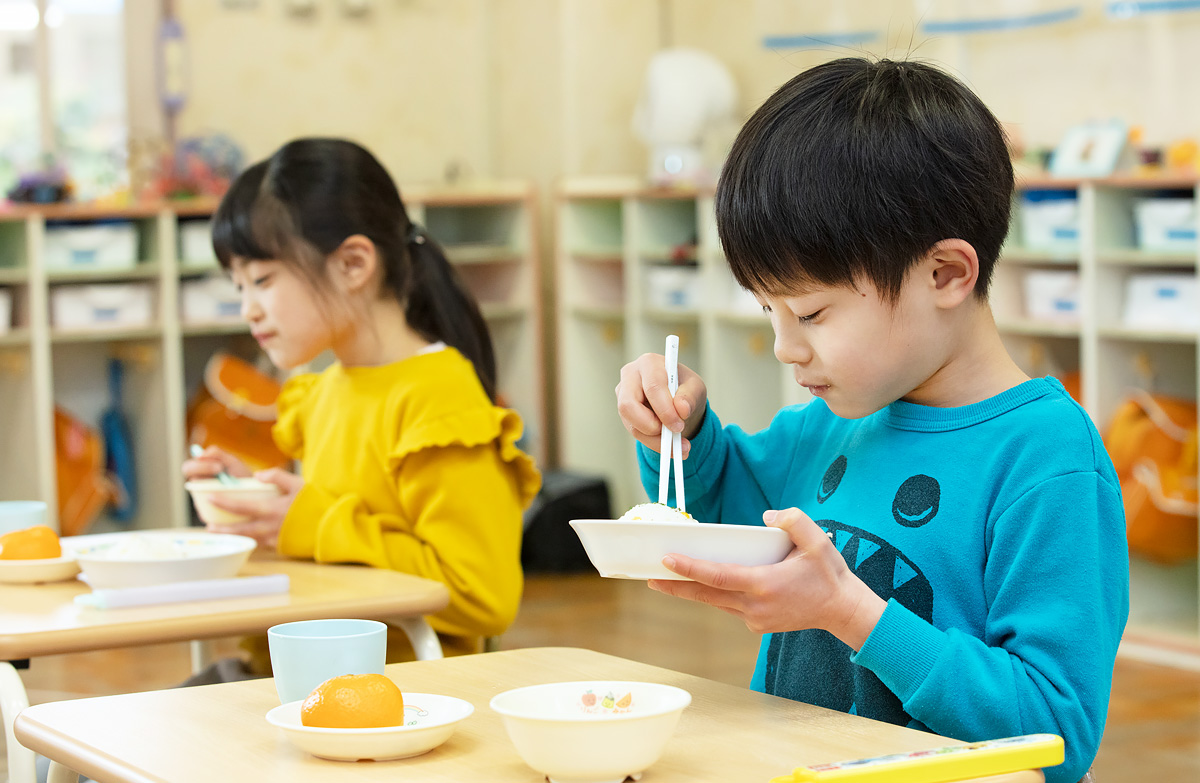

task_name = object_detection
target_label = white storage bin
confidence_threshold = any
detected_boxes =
[1122,273,1199,331]
[0,288,11,334]
[646,265,701,309]
[179,220,218,265]
[44,222,138,271]
[1134,198,1197,252]
[1021,193,1079,251]
[51,283,153,330]
[181,275,242,324]
[1022,269,1080,323]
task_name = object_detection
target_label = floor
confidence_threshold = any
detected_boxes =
[6,573,1200,781]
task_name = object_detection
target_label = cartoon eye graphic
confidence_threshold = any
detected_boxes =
[891,474,940,528]
[817,455,847,504]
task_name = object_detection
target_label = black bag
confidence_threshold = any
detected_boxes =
[520,471,611,573]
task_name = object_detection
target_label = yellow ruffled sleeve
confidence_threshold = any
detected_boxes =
[271,373,319,460]
[389,406,541,509]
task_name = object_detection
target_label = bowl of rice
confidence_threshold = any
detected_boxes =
[569,503,793,581]
[63,529,257,588]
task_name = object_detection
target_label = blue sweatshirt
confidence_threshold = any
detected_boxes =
[637,377,1128,783]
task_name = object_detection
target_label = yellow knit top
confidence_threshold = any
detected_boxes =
[272,345,541,649]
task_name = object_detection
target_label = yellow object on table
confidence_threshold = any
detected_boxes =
[771,734,1063,783]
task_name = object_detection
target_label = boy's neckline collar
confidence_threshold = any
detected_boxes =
[882,376,1064,432]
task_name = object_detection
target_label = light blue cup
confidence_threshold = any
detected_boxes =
[0,501,50,536]
[267,618,388,704]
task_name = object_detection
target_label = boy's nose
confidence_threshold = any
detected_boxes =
[774,334,812,366]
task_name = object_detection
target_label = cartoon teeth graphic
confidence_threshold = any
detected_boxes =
[766,456,937,727]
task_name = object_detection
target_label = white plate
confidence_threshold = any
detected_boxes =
[266,693,474,761]
[63,530,256,589]
[0,555,80,585]
[569,518,793,580]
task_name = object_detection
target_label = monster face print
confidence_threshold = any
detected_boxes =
[763,456,938,727]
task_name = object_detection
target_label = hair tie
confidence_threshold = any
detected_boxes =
[406,223,426,245]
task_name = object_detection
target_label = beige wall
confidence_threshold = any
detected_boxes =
[133,1,1200,186]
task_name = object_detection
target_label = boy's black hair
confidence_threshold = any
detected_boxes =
[211,138,497,401]
[716,57,1013,302]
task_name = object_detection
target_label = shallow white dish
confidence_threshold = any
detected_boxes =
[490,680,691,783]
[63,529,256,589]
[265,693,474,761]
[185,478,282,527]
[569,518,793,580]
[0,555,80,585]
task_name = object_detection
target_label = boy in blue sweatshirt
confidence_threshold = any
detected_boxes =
[615,58,1127,783]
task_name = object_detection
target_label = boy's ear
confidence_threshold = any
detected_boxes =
[328,234,379,294]
[924,239,979,308]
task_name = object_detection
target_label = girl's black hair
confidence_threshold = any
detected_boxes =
[716,57,1014,303]
[211,138,497,401]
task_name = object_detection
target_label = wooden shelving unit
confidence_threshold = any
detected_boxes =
[996,174,1200,649]
[0,182,545,533]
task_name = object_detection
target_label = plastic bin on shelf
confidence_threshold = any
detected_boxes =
[0,287,11,334]
[1122,273,1199,331]
[181,275,242,324]
[51,283,154,330]
[1020,191,1079,252]
[179,219,218,265]
[646,265,701,309]
[1022,269,1080,324]
[44,221,138,271]
[1134,198,1197,252]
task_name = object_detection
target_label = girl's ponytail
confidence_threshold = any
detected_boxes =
[403,227,498,402]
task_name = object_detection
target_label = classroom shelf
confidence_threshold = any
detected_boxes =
[996,177,1200,647]
[556,182,808,513]
[0,185,547,535]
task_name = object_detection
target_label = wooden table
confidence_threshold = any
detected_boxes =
[15,647,1045,783]
[1,556,450,783]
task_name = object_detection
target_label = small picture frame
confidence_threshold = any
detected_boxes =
[1049,120,1129,178]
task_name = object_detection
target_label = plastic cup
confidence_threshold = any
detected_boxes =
[267,618,387,704]
[0,501,50,536]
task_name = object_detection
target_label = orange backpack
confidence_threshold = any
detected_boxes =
[54,407,114,536]
[1102,390,1198,564]
[185,353,290,471]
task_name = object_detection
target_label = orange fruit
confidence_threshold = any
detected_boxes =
[300,673,405,729]
[0,525,62,560]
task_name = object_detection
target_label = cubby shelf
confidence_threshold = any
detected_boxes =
[555,178,808,515]
[997,174,1200,648]
[0,182,545,534]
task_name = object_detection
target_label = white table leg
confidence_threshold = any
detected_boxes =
[190,639,215,674]
[387,618,443,660]
[47,761,80,783]
[0,660,35,783]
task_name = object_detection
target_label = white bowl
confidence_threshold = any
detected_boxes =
[0,555,80,585]
[63,529,256,588]
[490,680,691,783]
[265,692,474,761]
[569,519,793,580]
[185,478,282,527]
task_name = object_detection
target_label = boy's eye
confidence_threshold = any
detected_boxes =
[761,305,772,314]
[253,274,271,287]
[798,309,823,324]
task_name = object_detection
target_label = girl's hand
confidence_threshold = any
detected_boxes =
[182,446,253,481]
[615,353,708,457]
[205,468,304,548]
[647,507,887,651]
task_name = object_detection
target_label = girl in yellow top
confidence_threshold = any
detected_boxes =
[182,138,540,661]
